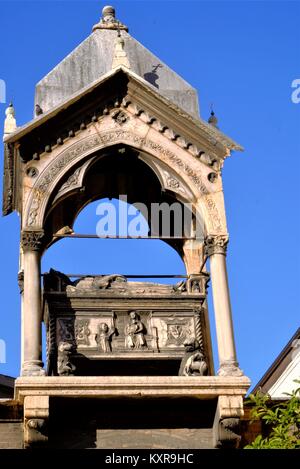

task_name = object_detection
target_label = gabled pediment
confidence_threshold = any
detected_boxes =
[4,66,243,159]
[3,67,242,220]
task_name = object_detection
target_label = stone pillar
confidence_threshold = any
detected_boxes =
[205,235,243,376]
[21,230,45,376]
[17,268,24,369]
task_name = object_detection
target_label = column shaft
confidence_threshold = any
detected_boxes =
[206,235,243,376]
[21,231,45,376]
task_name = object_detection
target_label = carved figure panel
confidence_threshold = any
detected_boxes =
[95,323,117,352]
[125,311,147,350]
[75,319,91,346]
[44,271,211,374]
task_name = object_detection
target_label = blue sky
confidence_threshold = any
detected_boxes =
[0,1,299,388]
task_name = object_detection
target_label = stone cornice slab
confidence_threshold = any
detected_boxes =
[15,376,250,402]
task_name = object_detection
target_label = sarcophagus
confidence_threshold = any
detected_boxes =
[43,270,213,376]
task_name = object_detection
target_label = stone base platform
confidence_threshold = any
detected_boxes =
[15,376,250,449]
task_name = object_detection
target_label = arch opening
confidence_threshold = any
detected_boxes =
[42,144,205,262]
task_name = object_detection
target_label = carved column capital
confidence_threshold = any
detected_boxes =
[21,230,44,252]
[205,235,229,257]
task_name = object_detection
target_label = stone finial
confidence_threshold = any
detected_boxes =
[92,5,128,32]
[111,29,130,69]
[4,102,17,136]
[208,110,219,128]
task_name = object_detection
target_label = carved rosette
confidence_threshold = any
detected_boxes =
[204,235,229,257]
[21,230,45,252]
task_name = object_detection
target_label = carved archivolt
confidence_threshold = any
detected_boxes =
[138,153,194,202]
[53,158,96,204]
[24,128,226,234]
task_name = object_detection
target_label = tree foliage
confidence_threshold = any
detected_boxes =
[244,381,300,449]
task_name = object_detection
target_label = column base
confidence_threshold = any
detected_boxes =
[218,360,244,377]
[22,361,46,377]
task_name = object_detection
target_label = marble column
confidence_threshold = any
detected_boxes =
[17,267,24,369]
[21,230,45,376]
[205,235,243,376]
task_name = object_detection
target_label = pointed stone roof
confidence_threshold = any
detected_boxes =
[35,6,200,118]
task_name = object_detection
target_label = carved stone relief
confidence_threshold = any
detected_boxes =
[125,311,147,349]
[54,157,98,204]
[75,319,91,346]
[151,317,194,349]
[48,309,208,359]
[57,318,75,343]
[57,341,76,376]
[216,418,241,448]
[44,271,210,372]
[178,339,208,376]
[111,109,128,125]
[205,234,229,257]
[21,230,44,252]
[72,274,127,291]
[95,323,117,352]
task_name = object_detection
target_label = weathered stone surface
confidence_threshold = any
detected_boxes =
[35,30,200,118]
[43,270,212,376]
[15,376,251,402]
[95,428,213,449]
[0,422,23,449]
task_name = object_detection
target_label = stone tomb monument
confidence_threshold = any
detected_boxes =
[3,5,250,448]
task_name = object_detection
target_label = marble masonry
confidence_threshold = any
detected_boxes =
[2,5,250,449]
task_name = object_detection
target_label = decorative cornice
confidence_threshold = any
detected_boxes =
[7,81,239,171]
[21,230,44,252]
[205,235,229,257]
